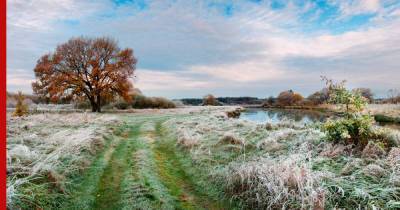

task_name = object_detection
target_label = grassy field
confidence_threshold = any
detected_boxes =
[6,106,400,209]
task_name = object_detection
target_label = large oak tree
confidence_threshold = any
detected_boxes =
[32,37,137,112]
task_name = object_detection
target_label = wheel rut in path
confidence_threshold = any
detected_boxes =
[151,121,224,210]
[92,124,141,209]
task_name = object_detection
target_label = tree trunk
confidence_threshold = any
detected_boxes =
[91,102,97,112]
[97,95,101,113]
[89,98,98,112]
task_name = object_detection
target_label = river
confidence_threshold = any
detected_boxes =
[240,108,400,130]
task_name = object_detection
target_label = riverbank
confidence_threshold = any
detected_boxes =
[246,104,400,124]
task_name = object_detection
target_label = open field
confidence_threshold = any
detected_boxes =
[7,106,400,209]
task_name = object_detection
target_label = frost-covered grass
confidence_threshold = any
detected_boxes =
[6,112,120,209]
[6,106,400,209]
[164,108,400,209]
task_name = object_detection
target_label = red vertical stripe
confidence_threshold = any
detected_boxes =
[1,0,6,209]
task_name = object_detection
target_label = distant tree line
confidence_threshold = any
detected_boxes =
[264,87,375,107]
[178,86,398,107]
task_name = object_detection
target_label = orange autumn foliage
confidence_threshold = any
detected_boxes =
[32,37,137,112]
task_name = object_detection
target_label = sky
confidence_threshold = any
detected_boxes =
[6,0,400,99]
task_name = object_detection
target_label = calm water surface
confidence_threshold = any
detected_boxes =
[239,108,328,124]
[240,108,400,131]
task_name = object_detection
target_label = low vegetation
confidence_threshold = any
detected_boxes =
[6,113,120,209]
[276,89,304,106]
[12,91,29,117]
[202,94,221,106]
[165,107,400,209]
[320,77,398,152]
[6,103,400,209]
[131,94,176,109]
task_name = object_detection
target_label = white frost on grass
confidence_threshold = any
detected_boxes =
[220,153,330,209]
[164,107,400,209]
[6,112,120,209]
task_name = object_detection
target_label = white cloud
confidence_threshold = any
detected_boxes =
[7,68,35,93]
[189,61,285,82]
[330,0,381,18]
[7,0,103,31]
[6,0,400,98]
[135,69,214,90]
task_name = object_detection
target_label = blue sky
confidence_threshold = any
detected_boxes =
[7,0,400,98]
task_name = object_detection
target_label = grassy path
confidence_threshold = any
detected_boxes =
[92,125,140,209]
[152,121,223,210]
[66,116,227,210]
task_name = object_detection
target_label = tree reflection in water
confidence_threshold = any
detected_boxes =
[240,108,328,124]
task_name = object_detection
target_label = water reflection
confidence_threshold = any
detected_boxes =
[240,108,328,124]
[240,108,400,131]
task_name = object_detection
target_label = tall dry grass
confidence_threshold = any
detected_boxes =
[164,108,400,209]
[6,113,120,209]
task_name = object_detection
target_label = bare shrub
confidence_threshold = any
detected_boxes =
[386,89,400,104]
[307,88,329,105]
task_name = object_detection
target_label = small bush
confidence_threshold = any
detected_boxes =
[307,88,329,105]
[13,91,28,117]
[276,90,304,106]
[321,77,375,148]
[131,94,176,109]
[114,100,131,110]
[202,94,220,106]
[226,108,241,118]
[322,115,373,146]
